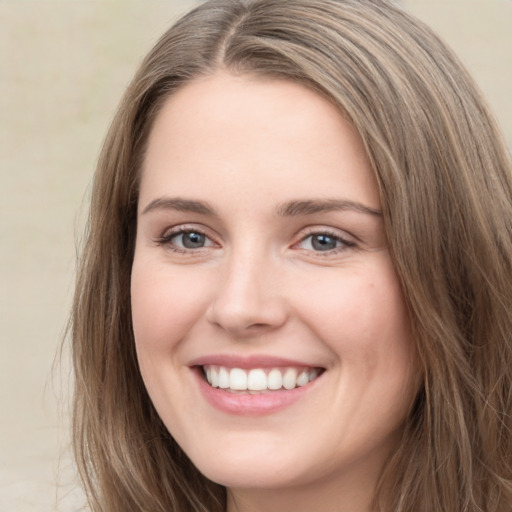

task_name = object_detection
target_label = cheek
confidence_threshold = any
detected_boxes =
[130,258,212,352]
[295,261,411,350]
[130,258,212,427]
[293,259,416,399]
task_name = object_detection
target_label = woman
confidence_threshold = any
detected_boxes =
[71,1,512,511]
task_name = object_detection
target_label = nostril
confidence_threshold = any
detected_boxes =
[206,299,287,335]
[248,323,269,329]
[205,272,289,336]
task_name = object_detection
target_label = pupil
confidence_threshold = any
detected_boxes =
[183,232,205,248]
[312,234,336,251]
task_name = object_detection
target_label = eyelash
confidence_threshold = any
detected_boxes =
[155,226,216,254]
[154,226,357,255]
[294,228,357,255]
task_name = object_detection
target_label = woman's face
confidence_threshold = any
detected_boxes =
[132,73,417,497]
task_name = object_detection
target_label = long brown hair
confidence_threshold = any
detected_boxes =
[71,1,512,510]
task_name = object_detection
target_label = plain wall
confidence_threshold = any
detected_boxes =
[0,1,510,510]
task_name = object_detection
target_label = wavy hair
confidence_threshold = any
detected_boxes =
[71,1,512,510]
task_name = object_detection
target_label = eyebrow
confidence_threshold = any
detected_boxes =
[141,197,218,216]
[276,199,382,217]
[141,196,382,218]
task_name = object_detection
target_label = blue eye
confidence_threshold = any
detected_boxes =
[310,234,339,251]
[171,231,209,249]
[298,232,354,252]
[155,225,218,254]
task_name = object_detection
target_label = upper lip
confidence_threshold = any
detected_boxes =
[188,354,325,370]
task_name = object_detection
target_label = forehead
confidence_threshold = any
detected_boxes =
[140,72,380,213]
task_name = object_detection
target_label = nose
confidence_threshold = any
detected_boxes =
[206,251,288,338]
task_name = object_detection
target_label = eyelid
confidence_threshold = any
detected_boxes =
[154,223,220,251]
[153,223,358,255]
[292,226,358,253]
[296,225,356,241]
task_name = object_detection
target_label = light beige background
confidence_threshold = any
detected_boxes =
[1,1,510,510]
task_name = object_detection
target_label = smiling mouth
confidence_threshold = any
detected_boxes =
[201,365,324,394]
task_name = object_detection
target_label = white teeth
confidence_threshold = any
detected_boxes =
[210,367,219,388]
[267,368,283,390]
[247,369,267,391]
[230,368,247,390]
[203,365,321,392]
[296,370,309,387]
[218,367,230,389]
[283,368,297,390]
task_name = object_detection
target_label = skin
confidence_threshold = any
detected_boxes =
[131,72,418,512]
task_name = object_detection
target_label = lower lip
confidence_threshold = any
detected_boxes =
[193,368,321,416]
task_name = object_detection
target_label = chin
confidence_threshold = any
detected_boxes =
[181,434,311,489]
[197,458,305,490]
